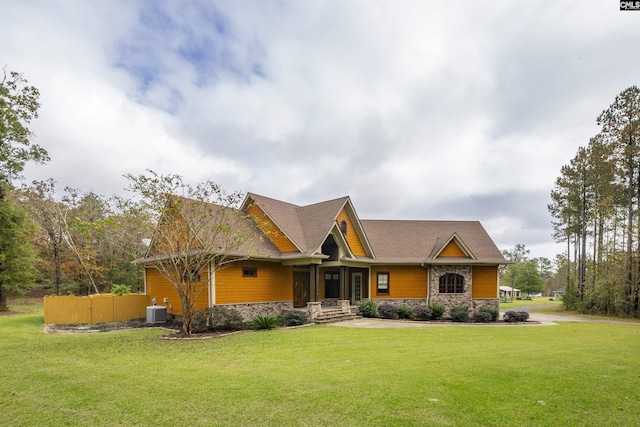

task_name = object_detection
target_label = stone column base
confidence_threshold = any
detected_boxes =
[307,301,322,320]
[338,299,350,313]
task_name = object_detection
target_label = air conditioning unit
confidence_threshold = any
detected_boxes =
[146,306,167,324]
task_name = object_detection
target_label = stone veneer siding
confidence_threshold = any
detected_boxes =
[428,265,499,315]
[369,298,427,307]
[215,301,294,321]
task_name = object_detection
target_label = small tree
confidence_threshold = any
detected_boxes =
[0,189,36,310]
[0,69,49,195]
[126,170,256,336]
[0,69,46,308]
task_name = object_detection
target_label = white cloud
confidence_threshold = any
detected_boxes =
[3,0,640,260]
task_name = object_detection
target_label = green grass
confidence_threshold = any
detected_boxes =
[1,299,639,426]
[500,297,561,310]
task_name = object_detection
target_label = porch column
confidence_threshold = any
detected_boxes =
[340,266,349,300]
[309,264,319,302]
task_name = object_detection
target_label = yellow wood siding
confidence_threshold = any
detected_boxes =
[215,261,293,304]
[145,268,209,315]
[370,265,428,298]
[472,266,498,298]
[336,208,367,257]
[247,204,298,253]
[439,240,467,257]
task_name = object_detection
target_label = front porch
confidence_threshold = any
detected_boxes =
[293,265,370,308]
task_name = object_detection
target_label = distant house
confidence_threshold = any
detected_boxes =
[142,193,507,320]
[552,289,565,300]
[499,286,521,299]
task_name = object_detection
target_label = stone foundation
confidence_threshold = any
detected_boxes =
[370,298,427,307]
[472,299,499,312]
[215,301,294,321]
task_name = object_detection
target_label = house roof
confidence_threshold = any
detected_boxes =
[147,193,506,266]
[361,220,505,264]
[147,195,282,261]
[243,193,359,256]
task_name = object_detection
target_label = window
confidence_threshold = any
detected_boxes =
[377,272,389,295]
[340,220,347,235]
[242,267,258,278]
[324,272,340,298]
[439,273,464,293]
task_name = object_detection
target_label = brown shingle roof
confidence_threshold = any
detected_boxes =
[247,193,350,255]
[361,220,505,264]
[163,196,282,259]
[169,194,507,265]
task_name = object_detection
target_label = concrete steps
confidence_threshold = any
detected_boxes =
[314,309,361,324]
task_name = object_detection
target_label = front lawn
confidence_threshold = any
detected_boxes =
[500,296,561,310]
[1,301,639,426]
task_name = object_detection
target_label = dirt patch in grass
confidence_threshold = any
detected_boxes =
[43,319,249,340]
[0,309,21,317]
[44,319,182,334]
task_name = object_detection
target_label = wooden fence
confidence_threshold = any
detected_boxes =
[44,294,150,325]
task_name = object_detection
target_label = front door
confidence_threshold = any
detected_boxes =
[293,271,310,308]
[351,272,362,303]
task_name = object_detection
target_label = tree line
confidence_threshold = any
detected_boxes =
[0,69,156,310]
[549,86,640,317]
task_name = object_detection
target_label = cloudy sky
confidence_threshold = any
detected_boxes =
[2,1,639,260]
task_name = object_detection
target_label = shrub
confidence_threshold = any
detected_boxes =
[282,310,309,326]
[479,306,499,322]
[397,305,414,320]
[249,314,283,330]
[428,303,445,320]
[378,303,399,319]
[474,311,493,323]
[503,311,530,322]
[111,284,131,296]
[413,306,433,321]
[211,307,246,330]
[449,305,470,322]
[191,308,212,333]
[357,300,378,318]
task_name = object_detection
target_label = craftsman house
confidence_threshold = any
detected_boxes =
[143,193,506,320]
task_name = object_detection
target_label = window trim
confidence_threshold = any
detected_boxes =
[377,272,390,295]
[438,273,465,293]
[242,267,258,278]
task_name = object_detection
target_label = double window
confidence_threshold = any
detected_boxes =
[377,272,389,295]
[439,273,464,293]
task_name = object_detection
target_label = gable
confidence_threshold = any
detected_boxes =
[438,240,468,258]
[336,207,368,257]
[247,203,299,253]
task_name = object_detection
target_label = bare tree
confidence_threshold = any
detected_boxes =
[126,170,258,336]
[19,179,66,295]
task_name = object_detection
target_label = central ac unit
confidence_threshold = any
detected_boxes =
[146,306,167,324]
